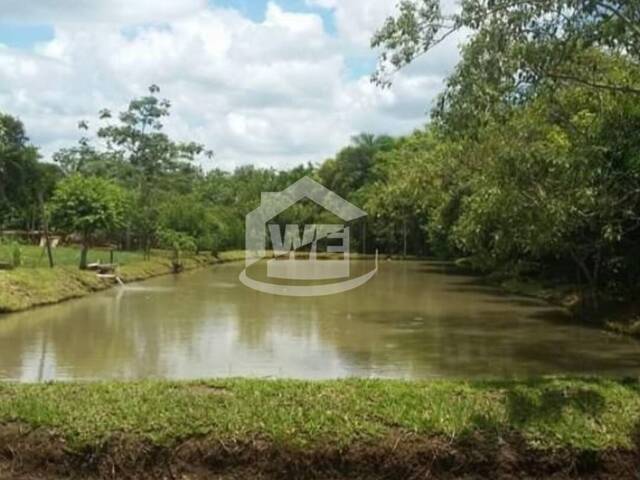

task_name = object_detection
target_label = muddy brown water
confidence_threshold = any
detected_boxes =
[0,260,638,381]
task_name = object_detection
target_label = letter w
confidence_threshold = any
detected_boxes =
[269,224,316,258]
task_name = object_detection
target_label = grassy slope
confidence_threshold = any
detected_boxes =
[0,248,360,314]
[0,267,106,312]
[0,249,246,313]
[0,377,638,451]
[0,245,148,269]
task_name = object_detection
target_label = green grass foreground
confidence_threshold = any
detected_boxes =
[0,377,638,451]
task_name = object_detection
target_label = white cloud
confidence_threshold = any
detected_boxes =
[0,0,207,24]
[308,0,461,48]
[314,0,395,48]
[0,0,462,170]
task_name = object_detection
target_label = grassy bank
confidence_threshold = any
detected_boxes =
[0,248,246,314]
[0,244,149,269]
[0,377,638,478]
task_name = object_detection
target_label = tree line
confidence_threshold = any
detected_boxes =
[368,0,640,311]
[1,0,639,312]
[0,87,401,268]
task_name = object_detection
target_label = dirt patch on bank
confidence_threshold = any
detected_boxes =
[0,425,638,479]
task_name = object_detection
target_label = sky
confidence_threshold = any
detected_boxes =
[0,0,463,171]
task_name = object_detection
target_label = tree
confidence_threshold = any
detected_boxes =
[470,79,640,304]
[159,193,220,254]
[157,228,197,272]
[96,85,211,189]
[372,1,640,136]
[0,113,40,229]
[366,0,640,316]
[49,176,126,269]
[55,86,213,256]
[318,134,394,198]
[362,131,436,257]
[372,1,640,90]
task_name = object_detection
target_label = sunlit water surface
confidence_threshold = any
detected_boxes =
[0,261,639,381]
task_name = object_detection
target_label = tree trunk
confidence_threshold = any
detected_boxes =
[79,242,89,270]
[43,216,54,269]
[569,250,600,319]
[38,192,54,269]
[402,218,407,259]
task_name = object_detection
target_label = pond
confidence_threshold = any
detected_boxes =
[0,260,639,381]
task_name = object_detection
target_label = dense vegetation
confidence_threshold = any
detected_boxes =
[0,4,639,476]
[0,1,639,319]
[368,0,640,314]
[0,87,402,265]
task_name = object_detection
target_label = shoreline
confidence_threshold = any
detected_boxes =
[485,274,640,339]
[450,258,640,339]
[0,250,246,315]
[0,251,381,316]
[0,377,637,479]
[1,428,636,480]
[2,252,639,341]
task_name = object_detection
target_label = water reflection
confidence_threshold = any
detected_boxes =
[0,261,638,381]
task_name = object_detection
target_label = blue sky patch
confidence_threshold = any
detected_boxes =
[211,0,336,34]
[0,23,53,48]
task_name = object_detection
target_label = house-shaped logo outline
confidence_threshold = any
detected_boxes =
[240,176,378,297]
[244,176,366,267]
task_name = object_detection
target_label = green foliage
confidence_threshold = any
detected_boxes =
[362,132,433,256]
[48,176,126,268]
[49,176,126,238]
[366,64,640,301]
[95,89,209,189]
[318,134,394,198]
[1,85,418,263]
[373,1,640,138]
[158,228,197,264]
[366,1,640,312]
[3,17,640,323]
[372,1,640,87]
[0,113,59,229]
[451,80,640,272]
[54,86,212,255]
[158,193,219,253]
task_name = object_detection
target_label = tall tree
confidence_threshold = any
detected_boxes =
[318,134,394,198]
[0,113,40,229]
[49,176,126,269]
[373,1,640,89]
[372,1,640,135]
[58,85,213,254]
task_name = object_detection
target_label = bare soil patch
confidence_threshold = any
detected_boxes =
[0,425,638,479]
